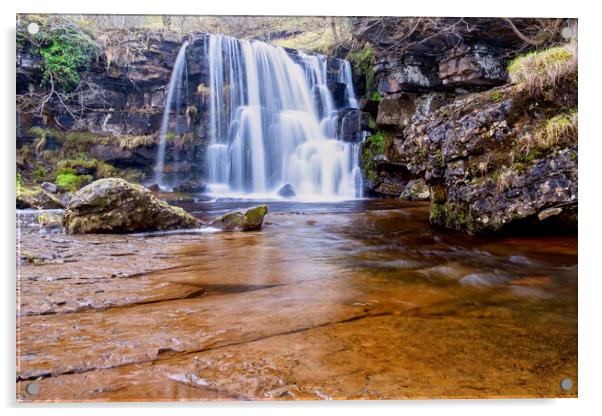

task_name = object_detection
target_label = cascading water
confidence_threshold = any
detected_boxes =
[338,60,359,109]
[205,35,363,200]
[154,41,188,187]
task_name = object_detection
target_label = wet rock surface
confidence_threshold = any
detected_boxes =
[277,184,296,198]
[17,200,577,401]
[62,178,200,234]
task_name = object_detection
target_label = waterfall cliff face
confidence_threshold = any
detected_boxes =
[205,35,363,200]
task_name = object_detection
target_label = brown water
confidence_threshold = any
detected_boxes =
[16,200,577,401]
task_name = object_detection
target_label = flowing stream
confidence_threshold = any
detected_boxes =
[17,200,577,400]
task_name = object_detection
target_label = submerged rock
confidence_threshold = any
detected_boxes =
[62,178,200,234]
[277,184,296,198]
[17,186,64,209]
[211,205,268,232]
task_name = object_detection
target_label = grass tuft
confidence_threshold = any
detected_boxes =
[508,45,577,95]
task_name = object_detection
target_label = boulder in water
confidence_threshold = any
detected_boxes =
[147,183,161,192]
[62,178,200,234]
[210,205,268,232]
[173,180,207,193]
[17,186,64,209]
[277,184,296,198]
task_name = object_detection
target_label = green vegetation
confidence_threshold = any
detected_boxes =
[543,111,577,146]
[31,22,98,91]
[430,202,446,222]
[33,165,48,181]
[56,171,93,191]
[515,147,548,163]
[347,44,375,94]
[370,91,382,102]
[366,131,386,155]
[56,156,118,179]
[434,150,444,169]
[430,201,483,234]
[515,110,577,159]
[29,126,53,140]
[491,171,501,183]
[361,131,392,182]
[166,132,177,141]
[508,45,577,95]
[489,90,504,103]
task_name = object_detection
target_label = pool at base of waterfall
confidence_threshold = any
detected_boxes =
[16,199,577,401]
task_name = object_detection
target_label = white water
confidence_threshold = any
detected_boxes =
[205,35,363,200]
[154,42,188,187]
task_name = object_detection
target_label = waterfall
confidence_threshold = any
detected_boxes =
[205,35,363,200]
[154,41,188,187]
[339,60,359,109]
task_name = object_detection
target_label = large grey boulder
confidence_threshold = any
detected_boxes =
[62,178,200,234]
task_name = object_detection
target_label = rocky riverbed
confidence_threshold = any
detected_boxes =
[16,200,577,401]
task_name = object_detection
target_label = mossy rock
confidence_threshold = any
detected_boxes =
[16,185,64,209]
[62,178,200,234]
[210,205,268,232]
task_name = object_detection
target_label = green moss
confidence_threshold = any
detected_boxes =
[489,90,504,103]
[361,131,393,180]
[33,23,98,91]
[16,172,23,189]
[166,132,177,141]
[56,156,117,178]
[430,201,481,233]
[570,151,577,162]
[430,202,446,222]
[370,91,382,101]
[56,172,92,191]
[368,132,385,154]
[33,165,48,181]
[516,148,547,163]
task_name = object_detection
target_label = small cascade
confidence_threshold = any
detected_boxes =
[338,60,359,109]
[204,35,364,200]
[154,41,188,188]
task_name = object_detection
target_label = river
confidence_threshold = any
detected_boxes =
[16,199,577,401]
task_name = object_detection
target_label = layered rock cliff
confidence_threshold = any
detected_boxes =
[351,17,577,233]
